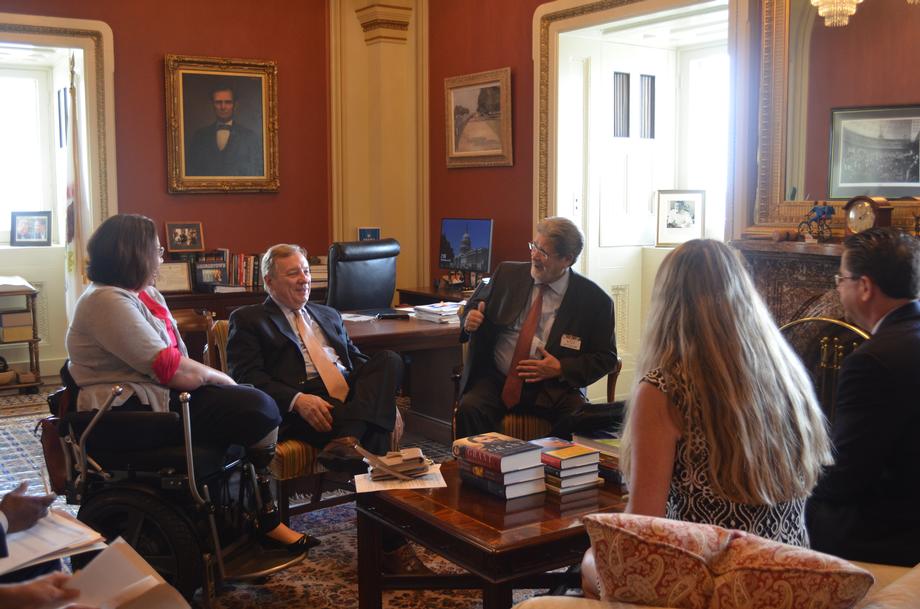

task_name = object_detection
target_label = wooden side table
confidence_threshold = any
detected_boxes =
[0,276,41,393]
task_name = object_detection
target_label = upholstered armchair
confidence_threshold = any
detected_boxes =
[450,354,623,441]
[203,313,404,523]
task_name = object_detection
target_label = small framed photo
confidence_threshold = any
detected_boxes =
[357,227,381,241]
[165,53,279,193]
[10,211,52,247]
[656,190,705,247]
[829,105,920,199]
[444,67,513,168]
[155,262,192,293]
[194,260,228,289]
[165,221,205,253]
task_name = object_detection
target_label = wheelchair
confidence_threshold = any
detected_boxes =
[45,381,306,606]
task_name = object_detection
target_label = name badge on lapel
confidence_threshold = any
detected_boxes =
[560,334,582,351]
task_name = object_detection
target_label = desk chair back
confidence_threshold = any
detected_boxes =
[326,238,400,311]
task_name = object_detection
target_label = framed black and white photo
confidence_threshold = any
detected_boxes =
[829,105,920,199]
[656,190,705,247]
[10,211,51,247]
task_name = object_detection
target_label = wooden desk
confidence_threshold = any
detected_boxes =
[356,460,626,609]
[345,317,461,444]
[397,285,470,306]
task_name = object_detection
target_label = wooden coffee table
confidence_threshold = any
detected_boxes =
[355,460,626,609]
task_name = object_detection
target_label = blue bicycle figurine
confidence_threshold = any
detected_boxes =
[798,204,834,242]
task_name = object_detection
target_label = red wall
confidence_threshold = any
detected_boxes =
[428,0,545,284]
[803,1,920,199]
[0,0,330,256]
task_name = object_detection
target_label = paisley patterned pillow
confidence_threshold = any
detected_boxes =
[584,514,873,609]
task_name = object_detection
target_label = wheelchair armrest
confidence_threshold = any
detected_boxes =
[60,411,184,452]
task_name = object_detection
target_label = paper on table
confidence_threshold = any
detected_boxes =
[340,313,376,322]
[67,537,190,609]
[354,463,446,493]
[0,509,104,575]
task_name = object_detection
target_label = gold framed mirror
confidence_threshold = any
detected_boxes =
[751,0,920,236]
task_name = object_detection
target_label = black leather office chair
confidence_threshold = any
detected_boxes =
[326,238,400,311]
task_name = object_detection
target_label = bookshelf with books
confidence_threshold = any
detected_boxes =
[0,276,41,393]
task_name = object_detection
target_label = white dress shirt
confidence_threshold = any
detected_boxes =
[493,269,570,376]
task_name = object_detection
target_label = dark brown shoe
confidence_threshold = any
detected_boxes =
[382,544,434,575]
[317,436,368,474]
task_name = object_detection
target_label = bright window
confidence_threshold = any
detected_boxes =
[0,67,55,244]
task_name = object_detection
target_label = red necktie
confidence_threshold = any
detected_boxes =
[501,285,546,409]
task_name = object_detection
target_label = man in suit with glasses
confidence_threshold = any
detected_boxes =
[456,216,618,439]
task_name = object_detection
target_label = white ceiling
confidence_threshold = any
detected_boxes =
[566,0,729,49]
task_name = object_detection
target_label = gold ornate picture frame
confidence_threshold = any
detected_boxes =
[165,54,279,193]
[444,67,513,168]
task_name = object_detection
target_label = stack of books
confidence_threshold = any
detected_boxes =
[573,429,625,491]
[414,301,462,324]
[531,437,601,495]
[308,255,328,289]
[0,309,32,342]
[452,432,545,499]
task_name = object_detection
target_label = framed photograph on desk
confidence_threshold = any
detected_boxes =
[155,262,192,293]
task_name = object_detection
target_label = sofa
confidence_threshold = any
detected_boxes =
[514,513,920,609]
[515,562,920,609]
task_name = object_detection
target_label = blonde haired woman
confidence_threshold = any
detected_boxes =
[583,240,832,596]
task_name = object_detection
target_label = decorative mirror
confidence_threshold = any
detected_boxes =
[752,0,920,235]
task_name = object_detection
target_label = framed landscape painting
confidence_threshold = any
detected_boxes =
[829,105,920,199]
[444,67,513,168]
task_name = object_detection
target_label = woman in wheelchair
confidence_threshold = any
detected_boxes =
[65,213,314,554]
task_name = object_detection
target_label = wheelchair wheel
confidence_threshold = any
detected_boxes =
[75,489,204,599]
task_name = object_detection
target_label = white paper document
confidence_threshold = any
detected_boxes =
[67,537,190,609]
[354,463,446,493]
[0,509,105,575]
[341,313,376,322]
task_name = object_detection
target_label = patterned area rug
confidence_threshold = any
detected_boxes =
[211,505,544,609]
[0,407,547,608]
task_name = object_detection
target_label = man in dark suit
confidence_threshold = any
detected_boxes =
[185,85,262,177]
[806,228,920,566]
[226,244,402,473]
[456,216,618,439]
[227,244,431,574]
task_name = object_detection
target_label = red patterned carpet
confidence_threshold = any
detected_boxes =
[211,503,545,609]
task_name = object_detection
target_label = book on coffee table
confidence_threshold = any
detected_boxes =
[451,432,542,472]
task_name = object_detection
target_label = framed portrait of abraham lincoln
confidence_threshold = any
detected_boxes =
[165,54,279,193]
